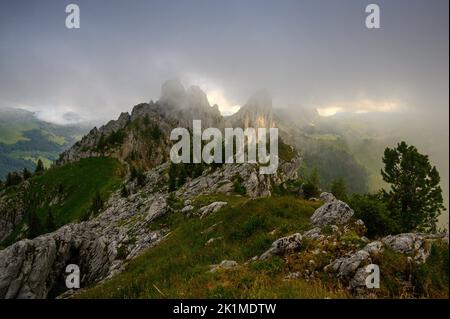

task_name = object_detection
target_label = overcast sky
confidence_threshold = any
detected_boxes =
[0,0,448,124]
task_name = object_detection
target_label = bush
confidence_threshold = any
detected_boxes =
[412,241,449,298]
[233,175,246,195]
[90,192,104,215]
[120,184,129,197]
[35,159,45,174]
[302,182,319,199]
[330,177,347,201]
[349,194,399,238]
[228,215,269,241]
[130,166,146,187]
[5,171,22,187]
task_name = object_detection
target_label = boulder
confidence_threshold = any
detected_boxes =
[324,250,371,280]
[145,196,168,221]
[180,205,194,213]
[302,227,323,240]
[310,200,354,227]
[260,233,302,260]
[380,233,447,263]
[319,192,336,203]
[363,241,384,256]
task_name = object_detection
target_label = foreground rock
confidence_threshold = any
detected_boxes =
[324,233,447,294]
[382,232,447,263]
[310,200,354,227]
[0,165,171,299]
[260,233,302,260]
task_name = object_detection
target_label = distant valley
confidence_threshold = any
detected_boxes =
[0,107,90,179]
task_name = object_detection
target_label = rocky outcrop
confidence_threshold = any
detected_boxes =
[310,200,354,227]
[198,202,228,219]
[57,80,282,171]
[0,143,300,298]
[319,192,336,203]
[225,89,275,129]
[260,233,302,260]
[0,165,172,299]
[0,180,32,243]
[175,155,301,200]
[382,232,447,264]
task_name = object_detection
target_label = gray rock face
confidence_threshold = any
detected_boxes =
[381,232,447,263]
[325,250,371,280]
[180,205,194,214]
[363,241,384,256]
[381,233,422,254]
[145,196,168,222]
[0,165,171,299]
[349,266,373,291]
[325,233,448,295]
[260,233,302,260]
[325,239,386,283]
[310,200,354,227]
[175,155,301,200]
[0,188,27,242]
[225,89,274,129]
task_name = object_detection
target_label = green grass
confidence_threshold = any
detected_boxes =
[1,157,124,246]
[0,123,37,144]
[76,195,346,298]
[28,157,123,227]
[412,242,449,298]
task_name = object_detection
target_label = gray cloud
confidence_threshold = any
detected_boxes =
[0,0,447,123]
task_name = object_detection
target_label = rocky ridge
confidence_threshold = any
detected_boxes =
[258,192,448,297]
[0,151,302,298]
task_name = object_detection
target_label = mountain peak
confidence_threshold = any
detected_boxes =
[159,79,187,107]
[187,85,211,109]
[226,89,274,128]
[245,89,272,113]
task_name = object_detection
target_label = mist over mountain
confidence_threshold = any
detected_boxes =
[0,79,448,300]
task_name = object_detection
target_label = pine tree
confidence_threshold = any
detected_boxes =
[381,141,445,232]
[168,163,177,192]
[331,177,347,201]
[35,159,45,173]
[46,209,56,232]
[28,210,42,238]
[178,164,187,186]
[22,168,32,180]
[6,171,22,187]
[307,168,320,188]
[121,184,129,197]
[90,192,104,215]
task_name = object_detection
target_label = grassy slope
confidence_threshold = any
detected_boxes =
[1,157,123,247]
[78,195,348,299]
[30,157,123,226]
[0,122,37,145]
